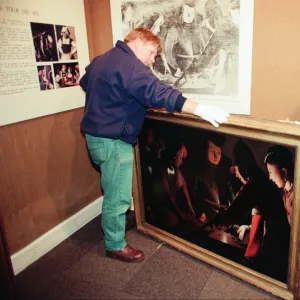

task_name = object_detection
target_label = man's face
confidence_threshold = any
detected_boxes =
[183,4,195,24]
[207,140,221,165]
[135,40,158,67]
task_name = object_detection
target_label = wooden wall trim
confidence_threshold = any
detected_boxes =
[84,0,113,59]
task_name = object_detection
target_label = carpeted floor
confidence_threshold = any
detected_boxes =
[15,215,278,299]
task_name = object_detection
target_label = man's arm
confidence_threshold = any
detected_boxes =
[79,60,95,92]
[127,66,229,127]
[79,73,88,92]
[181,99,198,114]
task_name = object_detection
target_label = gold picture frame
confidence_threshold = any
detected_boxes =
[133,110,300,300]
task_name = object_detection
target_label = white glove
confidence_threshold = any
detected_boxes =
[194,104,229,127]
[237,225,250,241]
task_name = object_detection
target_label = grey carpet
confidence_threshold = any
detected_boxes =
[15,216,278,300]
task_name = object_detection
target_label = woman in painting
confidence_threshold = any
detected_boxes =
[65,66,76,86]
[57,26,77,60]
[264,145,294,226]
[209,139,290,282]
[150,140,200,233]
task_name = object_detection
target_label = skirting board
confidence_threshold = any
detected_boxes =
[11,196,103,275]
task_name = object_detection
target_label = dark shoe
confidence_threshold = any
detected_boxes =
[106,245,144,262]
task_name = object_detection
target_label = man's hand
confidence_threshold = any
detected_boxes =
[194,104,229,127]
[181,100,229,127]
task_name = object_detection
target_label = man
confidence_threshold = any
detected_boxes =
[80,28,229,263]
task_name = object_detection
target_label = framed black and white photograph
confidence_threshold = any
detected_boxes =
[133,110,300,300]
[110,0,254,114]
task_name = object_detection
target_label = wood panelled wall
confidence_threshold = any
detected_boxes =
[251,0,300,121]
[0,110,101,254]
[1,0,300,255]
[84,0,113,58]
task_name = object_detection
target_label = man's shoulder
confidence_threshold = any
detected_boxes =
[95,46,137,66]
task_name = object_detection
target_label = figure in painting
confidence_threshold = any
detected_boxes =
[264,145,294,226]
[192,133,233,223]
[57,26,77,60]
[208,139,290,282]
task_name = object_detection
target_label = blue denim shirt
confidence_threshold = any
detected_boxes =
[80,40,186,144]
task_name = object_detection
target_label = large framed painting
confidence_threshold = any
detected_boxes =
[110,0,254,114]
[133,110,300,300]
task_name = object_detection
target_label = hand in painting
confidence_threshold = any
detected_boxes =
[237,225,250,241]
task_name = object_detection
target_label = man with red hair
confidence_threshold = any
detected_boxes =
[80,27,229,263]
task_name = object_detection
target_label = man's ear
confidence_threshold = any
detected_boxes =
[134,38,143,50]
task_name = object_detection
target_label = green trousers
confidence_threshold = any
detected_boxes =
[85,134,133,251]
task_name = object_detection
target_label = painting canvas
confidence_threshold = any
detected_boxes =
[133,112,300,299]
[110,0,254,114]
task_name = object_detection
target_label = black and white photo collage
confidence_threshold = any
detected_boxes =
[31,22,81,91]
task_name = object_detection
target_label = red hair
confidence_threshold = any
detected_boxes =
[124,28,162,54]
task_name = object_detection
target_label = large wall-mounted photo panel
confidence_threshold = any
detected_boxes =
[110,0,254,114]
[133,111,300,300]
[0,0,89,126]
